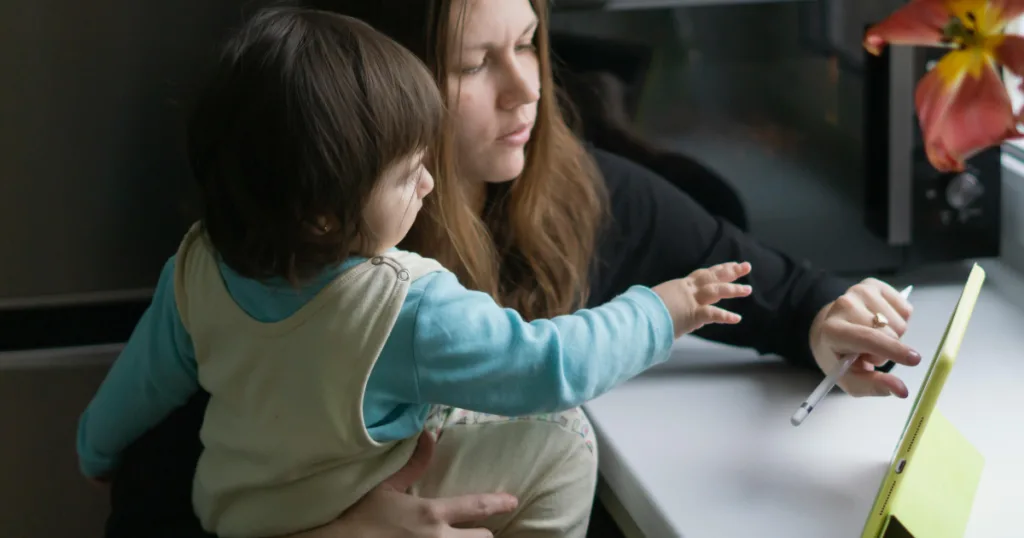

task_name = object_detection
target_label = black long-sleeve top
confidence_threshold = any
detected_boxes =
[587,148,850,368]
[103,148,850,538]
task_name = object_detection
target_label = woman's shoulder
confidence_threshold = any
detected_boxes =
[584,144,697,212]
[584,144,705,223]
[586,145,659,191]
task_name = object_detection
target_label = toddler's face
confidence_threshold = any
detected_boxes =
[361,151,434,254]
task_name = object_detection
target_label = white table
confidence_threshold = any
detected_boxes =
[585,262,1024,538]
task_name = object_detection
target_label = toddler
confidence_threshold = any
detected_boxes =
[76,7,753,538]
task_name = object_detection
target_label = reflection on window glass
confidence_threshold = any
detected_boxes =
[550,1,912,271]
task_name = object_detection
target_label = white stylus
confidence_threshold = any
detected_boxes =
[790,285,914,427]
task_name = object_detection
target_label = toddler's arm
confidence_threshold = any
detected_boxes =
[410,262,747,416]
[76,258,200,479]
[411,276,671,415]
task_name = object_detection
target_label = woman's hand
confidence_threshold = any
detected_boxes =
[289,433,518,538]
[809,278,922,398]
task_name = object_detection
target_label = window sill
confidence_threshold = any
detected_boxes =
[1003,140,1024,161]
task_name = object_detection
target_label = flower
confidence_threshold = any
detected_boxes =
[864,0,1024,172]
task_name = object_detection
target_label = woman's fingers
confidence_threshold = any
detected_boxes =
[379,431,435,492]
[813,278,922,400]
[824,281,915,368]
[877,281,914,320]
[835,294,905,354]
[431,493,519,526]
[451,530,497,538]
[848,352,892,369]
[860,289,909,336]
[826,319,922,366]
[841,368,909,398]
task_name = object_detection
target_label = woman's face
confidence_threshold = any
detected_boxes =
[446,0,541,186]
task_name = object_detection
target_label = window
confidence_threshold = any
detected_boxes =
[1006,16,1024,152]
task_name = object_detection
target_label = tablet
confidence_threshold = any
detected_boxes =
[860,263,985,538]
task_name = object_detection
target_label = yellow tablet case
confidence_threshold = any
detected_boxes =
[861,264,986,538]
[876,411,984,538]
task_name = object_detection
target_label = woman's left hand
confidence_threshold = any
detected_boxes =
[809,278,922,398]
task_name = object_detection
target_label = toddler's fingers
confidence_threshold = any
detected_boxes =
[686,267,715,286]
[689,262,744,286]
[708,261,751,283]
[695,283,752,305]
[697,305,742,325]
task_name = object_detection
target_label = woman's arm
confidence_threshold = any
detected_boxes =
[586,147,852,368]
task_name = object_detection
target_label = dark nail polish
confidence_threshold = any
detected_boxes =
[907,350,922,365]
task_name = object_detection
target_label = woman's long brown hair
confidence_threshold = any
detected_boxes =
[317,0,607,320]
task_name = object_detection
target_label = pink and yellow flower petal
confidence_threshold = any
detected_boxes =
[915,51,1023,170]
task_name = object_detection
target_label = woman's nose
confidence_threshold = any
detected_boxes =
[499,62,540,110]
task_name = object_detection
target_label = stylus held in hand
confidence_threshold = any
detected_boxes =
[790,285,914,427]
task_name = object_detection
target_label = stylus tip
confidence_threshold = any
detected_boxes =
[791,406,810,427]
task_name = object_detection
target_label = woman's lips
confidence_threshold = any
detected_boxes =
[497,123,533,146]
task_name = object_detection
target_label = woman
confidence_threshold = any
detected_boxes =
[105,1,921,536]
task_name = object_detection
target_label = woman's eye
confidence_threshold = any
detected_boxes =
[461,59,486,75]
[515,43,537,53]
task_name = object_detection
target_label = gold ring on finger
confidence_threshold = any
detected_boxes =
[871,312,889,329]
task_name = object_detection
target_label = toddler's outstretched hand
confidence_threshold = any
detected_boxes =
[653,262,752,338]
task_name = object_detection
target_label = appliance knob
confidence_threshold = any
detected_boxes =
[945,172,983,210]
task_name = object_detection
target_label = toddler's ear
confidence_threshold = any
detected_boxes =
[310,216,333,234]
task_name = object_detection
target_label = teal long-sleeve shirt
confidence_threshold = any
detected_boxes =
[77,252,675,478]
